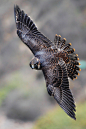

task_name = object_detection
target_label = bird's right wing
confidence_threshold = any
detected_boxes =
[14,5,54,55]
[53,86,76,120]
[42,58,76,120]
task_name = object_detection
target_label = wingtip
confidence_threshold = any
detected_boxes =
[74,117,76,120]
[14,5,21,23]
[14,5,21,14]
[68,109,76,120]
[14,5,16,21]
[68,112,76,120]
[14,5,18,13]
[72,115,76,120]
[14,5,20,11]
[14,5,18,22]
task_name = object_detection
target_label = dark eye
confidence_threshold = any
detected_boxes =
[34,63,38,69]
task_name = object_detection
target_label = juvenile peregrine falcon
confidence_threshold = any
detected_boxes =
[14,5,81,120]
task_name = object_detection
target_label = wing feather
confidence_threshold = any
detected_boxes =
[14,5,54,55]
[42,58,76,120]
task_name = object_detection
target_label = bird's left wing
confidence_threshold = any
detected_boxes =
[42,58,76,120]
[14,5,54,55]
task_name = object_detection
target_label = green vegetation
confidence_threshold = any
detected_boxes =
[0,71,29,106]
[32,102,86,129]
[0,83,16,105]
[0,73,21,106]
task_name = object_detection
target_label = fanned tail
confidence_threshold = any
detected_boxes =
[54,34,81,80]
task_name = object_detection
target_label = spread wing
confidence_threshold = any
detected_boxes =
[14,5,54,55]
[42,58,76,120]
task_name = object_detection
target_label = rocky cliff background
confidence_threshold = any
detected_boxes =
[0,0,86,129]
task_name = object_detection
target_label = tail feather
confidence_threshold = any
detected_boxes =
[62,43,72,50]
[67,60,80,80]
[54,34,61,48]
[60,38,66,48]
[66,48,75,53]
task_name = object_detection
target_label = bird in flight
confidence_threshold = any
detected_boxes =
[14,5,81,120]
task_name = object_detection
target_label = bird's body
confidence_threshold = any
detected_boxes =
[14,5,81,120]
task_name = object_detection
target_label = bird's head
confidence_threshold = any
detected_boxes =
[29,58,42,70]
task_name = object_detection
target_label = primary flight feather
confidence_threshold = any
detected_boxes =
[14,5,81,120]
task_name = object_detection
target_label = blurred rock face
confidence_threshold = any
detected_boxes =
[0,0,86,121]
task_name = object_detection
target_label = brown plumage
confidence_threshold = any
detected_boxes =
[14,5,81,120]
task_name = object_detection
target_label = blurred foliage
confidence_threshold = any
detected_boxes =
[0,74,19,106]
[32,102,86,129]
[0,84,15,106]
[0,71,28,106]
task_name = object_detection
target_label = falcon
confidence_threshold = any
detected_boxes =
[14,5,81,120]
